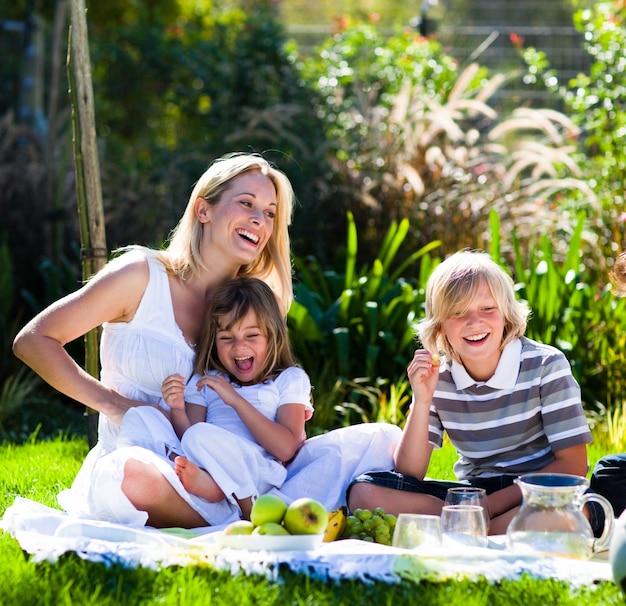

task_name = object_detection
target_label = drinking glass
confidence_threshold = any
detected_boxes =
[444,486,490,533]
[392,513,442,550]
[440,504,488,548]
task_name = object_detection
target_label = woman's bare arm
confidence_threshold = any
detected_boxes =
[12,252,152,425]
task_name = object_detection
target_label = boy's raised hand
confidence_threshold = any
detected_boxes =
[407,350,441,406]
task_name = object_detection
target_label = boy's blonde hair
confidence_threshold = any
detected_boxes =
[194,277,297,382]
[417,250,530,363]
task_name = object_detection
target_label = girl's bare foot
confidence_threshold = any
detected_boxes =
[174,456,225,502]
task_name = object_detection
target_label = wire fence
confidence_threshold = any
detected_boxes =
[286,21,590,109]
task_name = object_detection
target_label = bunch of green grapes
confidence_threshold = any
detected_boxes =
[341,507,397,545]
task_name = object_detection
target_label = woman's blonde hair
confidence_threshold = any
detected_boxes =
[162,152,295,310]
[417,250,530,363]
[194,277,297,382]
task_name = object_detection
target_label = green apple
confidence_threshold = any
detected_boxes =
[252,522,290,536]
[223,520,255,536]
[283,497,329,535]
[250,494,288,526]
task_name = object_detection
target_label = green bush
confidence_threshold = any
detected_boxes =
[292,209,626,434]
[88,1,327,255]
[288,211,440,430]
[518,0,626,261]
[293,18,593,266]
[492,210,626,416]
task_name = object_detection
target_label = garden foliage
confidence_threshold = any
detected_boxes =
[289,207,626,434]
[519,1,626,258]
[293,17,594,267]
[1,1,626,446]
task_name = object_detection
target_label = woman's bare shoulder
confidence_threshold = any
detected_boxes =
[96,247,162,282]
[79,249,160,321]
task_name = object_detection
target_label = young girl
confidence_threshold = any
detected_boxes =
[347,249,596,535]
[120,277,312,522]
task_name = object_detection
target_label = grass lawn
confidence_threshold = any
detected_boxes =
[0,434,624,605]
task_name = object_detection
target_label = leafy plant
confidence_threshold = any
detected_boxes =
[0,367,41,439]
[288,211,440,430]
[595,401,626,455]
[0,239,40,438]
[295,19,593,265]
[500,209,589,347]
[334,376,413,428]
[490,209,626,416]
[293,206,626,430]
[517,0,626,262]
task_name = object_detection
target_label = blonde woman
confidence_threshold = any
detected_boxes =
[13,153,295,528]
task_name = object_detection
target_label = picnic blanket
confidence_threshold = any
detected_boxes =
[1,496,614,587]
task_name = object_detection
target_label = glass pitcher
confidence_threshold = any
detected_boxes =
[506,473,614,559]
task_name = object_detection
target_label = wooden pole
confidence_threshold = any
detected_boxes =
[68,0,107,448]
[45,0,68,265]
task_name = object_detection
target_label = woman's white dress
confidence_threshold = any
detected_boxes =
[57,251,402,526]
[58,253,240,526]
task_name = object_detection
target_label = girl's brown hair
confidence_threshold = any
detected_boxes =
[194,277,296,382]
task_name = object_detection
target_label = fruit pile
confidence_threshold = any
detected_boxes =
[224,494,329,537]
[340,507,397,545]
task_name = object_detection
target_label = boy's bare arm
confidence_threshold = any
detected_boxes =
[394,350,440,478]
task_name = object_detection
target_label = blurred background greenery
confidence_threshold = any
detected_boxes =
[1,0,625,451]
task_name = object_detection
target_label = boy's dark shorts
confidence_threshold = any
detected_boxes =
[348,470,606,538]
[348,470,517,501]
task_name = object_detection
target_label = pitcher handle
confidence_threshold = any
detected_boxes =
[582,492,615,552]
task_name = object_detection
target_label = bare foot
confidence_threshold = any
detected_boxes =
[174,456,225,502]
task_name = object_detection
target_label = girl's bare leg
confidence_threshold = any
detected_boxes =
[121,459,208,528]
[175,457,251,519]
[173,456,226,502]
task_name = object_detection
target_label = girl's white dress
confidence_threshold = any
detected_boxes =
[118,367,314,515]
[183,367,313,501]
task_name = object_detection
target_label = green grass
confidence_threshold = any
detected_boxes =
[0,435,623,605]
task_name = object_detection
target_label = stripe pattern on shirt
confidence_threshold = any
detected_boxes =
[428,337,592,480]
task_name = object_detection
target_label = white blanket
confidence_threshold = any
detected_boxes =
[0,497,614,588]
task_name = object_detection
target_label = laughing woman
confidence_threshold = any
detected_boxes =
[13,153,295,528]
